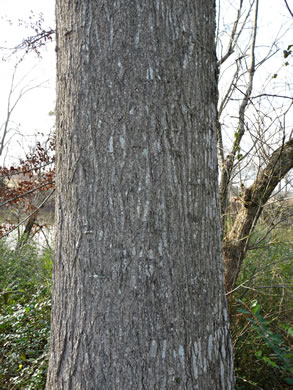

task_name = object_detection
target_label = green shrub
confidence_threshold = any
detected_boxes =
[0,240,52,292]
[231,230,293,389]
[0,241,52,389]
[235,299,293,388]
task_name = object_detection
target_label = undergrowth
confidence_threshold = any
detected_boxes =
[0,240,52,389]
[231,228,293,389]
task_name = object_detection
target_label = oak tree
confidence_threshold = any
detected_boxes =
[46,1,235,388]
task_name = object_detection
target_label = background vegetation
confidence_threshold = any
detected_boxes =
[231,226,293,389]
[0,240,52,389]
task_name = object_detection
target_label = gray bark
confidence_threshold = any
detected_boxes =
[46,1,234,389]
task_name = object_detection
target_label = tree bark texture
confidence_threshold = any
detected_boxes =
[47,1,234,389]
[223,139,293,292]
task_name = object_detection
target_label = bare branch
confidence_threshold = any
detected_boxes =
[219,0,260,235]
[231,93,293,101]
[217,0,254,66]
[0,64,49,156]
[284,0,293,17]
[0,188,55,240]
[0,180,54,208]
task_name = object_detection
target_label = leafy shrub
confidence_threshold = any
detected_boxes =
[231,231,293,389]
[236,299,293,388]
[0,241,52,389]
[0,240,52,292]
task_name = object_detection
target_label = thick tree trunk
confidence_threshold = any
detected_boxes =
[223,139,293,292]
[46,1,234,389]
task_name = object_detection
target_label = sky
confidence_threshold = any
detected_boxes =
[0,0,292,166]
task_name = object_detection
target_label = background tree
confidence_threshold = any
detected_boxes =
[216,0,293,292]
[46,1,234,389]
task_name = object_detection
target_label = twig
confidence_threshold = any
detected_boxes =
[0,189,55,240]
[284,0,293,17]
[0,181,54,208]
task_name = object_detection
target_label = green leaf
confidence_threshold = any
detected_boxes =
[255,350,262,359]
[262,356,278,368]
[287,327,293,337]
[251,304,260,315]
[237,308,249,314]
[285,377,293,385]
[270,334,282,345]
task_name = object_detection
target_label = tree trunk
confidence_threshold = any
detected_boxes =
[223,139,293,292]
[46,1,234,389]
[16,213,37,250]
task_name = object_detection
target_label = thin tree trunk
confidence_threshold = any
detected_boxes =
[223,139,293,292]
[218,0,259,237]
[47,1,234,389]
[16,213,37,250]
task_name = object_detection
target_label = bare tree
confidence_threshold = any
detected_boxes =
[0,62,46,159]
[216,0,293,292]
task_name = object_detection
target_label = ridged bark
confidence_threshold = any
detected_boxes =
[46,1,234,389]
